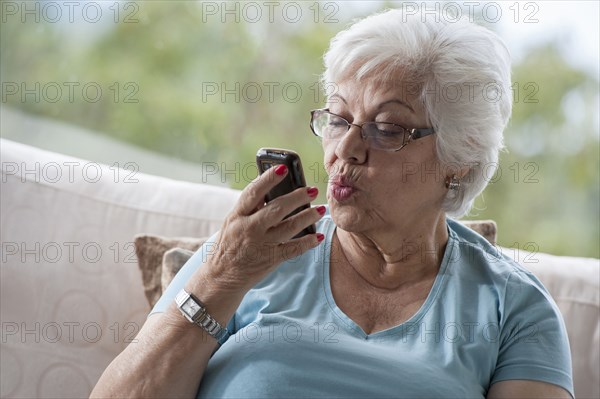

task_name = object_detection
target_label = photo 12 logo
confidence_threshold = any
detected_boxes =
[198,1,340,24]
[1,240,138,265]
[2,321,140,344]
[1,1,140,24]
[2,161,139,184]
[399,2,540,24]
[1,82,139,104]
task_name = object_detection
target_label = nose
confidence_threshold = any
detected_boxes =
[334,123,368,164]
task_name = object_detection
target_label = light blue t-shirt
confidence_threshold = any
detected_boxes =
[152,213,573,398]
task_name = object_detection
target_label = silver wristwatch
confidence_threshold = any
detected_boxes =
[175,288,229,342]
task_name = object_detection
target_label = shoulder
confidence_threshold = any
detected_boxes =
[445,218,561,317]
[446,218,544,287]
[446,219,573,395]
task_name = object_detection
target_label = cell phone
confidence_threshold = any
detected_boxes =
[256,148,316,237]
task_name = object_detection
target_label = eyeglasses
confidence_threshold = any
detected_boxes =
[309,108,435,152]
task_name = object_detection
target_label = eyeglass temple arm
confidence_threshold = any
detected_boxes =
[410,127,435,140]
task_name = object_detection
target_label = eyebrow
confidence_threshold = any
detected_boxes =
[328,93,347,105]
[378,99,415,113]
[327,94,414,113]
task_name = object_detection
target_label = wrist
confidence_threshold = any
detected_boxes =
[183,267,246,327]
[175,288,230,342]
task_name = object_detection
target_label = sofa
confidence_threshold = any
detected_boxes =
[1,138,598,398]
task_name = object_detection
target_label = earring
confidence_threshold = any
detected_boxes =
[445,175,461,190]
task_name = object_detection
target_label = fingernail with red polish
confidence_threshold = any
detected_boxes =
[316,205,326,216]
[274,164,287,175]
[316,233,325,242]
[307,187,319,197]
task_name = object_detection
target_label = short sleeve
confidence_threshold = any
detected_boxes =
[149,232,236,342]
[491,268,574,397]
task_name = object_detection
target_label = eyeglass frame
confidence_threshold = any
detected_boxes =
[309,108,435,152]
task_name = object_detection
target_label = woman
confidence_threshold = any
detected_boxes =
[92,8,573,398]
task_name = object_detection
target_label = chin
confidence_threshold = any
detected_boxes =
[327,198,368,233]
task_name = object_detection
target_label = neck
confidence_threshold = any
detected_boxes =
[333,213,448,291]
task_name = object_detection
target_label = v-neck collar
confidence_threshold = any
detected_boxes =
[320,217,456,340]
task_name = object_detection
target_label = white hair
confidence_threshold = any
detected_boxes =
[322,8,512,218]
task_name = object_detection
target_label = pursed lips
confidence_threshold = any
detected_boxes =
[328,174,358,202]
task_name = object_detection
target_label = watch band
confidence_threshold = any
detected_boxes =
[175,288,229,342]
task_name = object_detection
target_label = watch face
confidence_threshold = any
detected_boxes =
[182,297,201,317]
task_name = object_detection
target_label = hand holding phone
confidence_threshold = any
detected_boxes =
[256,148,317,237]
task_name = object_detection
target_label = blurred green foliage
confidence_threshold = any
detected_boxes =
[1,1,598,257]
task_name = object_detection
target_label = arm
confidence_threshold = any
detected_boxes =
[91,164,325,398]
[487,271,574,399]
[487,380,573,399]
[90,281,237,398]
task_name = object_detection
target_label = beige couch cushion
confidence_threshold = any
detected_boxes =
[0,139,239,398]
